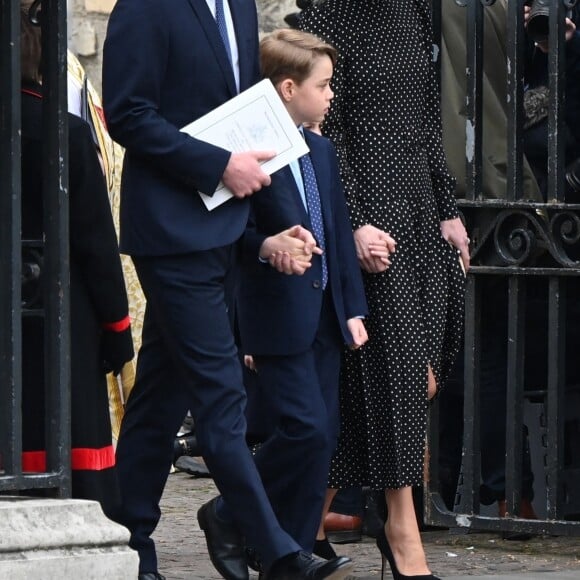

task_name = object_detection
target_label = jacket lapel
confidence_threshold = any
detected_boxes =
[186,0,237,97]
[280,165,310,226]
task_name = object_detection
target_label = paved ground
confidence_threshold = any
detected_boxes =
[153,472,580,579]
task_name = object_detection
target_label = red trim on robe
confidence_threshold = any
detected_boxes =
[22,445,115,472]
[102,315,131,332]
[21,88,43,99]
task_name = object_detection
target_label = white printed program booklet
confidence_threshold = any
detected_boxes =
[181,79,309,211]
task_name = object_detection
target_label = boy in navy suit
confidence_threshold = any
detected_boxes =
[237,29,383,576]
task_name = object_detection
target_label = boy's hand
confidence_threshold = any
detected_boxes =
[222,150,276,198]
[268,252,311,275]
[347,318,368,350]
[260,225,323,275]
[353,225,396,273]
[244,354,256,372]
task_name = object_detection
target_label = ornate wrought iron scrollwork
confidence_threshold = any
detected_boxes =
[453,0,497,7]
[493,210,540,265]
[468,207,580,268]
[549,210,580,266]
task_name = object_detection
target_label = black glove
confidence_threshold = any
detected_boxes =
[101,326,134,375]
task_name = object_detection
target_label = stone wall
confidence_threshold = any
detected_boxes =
[68,0,298,94]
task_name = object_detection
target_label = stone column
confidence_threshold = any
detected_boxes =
[0,497,139,579]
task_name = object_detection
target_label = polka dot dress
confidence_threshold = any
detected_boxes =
[300,0,465,490]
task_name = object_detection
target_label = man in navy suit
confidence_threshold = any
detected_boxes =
[236,29,378,576]
[103,2,352,579]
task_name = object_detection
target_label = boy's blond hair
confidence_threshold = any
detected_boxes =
[260,28,337,86]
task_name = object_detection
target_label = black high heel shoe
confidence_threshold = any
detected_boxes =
[376,530,441,580]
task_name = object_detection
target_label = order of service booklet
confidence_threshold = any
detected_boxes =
[181,79,309,211]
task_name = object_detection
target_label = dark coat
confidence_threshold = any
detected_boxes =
[524,10,580,197]
[21,85,130,517]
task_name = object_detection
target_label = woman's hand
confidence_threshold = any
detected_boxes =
[353,225,397,273]
[440,217,470,272]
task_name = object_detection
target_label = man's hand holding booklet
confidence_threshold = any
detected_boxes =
[181,79,309,210]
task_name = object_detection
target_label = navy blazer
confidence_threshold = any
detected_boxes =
[238,130,368,356]
[103,0,260,256]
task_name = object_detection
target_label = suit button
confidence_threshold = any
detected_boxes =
[312,280,321,289]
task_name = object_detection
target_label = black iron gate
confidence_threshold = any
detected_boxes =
[0,0,71,497]
[427,0,580,536]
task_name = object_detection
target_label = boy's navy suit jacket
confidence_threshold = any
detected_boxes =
[238,129,368,356]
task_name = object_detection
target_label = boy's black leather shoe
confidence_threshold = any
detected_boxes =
[263,551,352,580]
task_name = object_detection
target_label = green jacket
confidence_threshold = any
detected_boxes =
[440,0,541,201]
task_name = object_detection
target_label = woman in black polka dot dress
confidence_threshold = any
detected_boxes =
[300,1,470,577]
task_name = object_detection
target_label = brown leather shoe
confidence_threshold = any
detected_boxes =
[498,498,537,541]
[324,512,362,544]
[497,498,537,519]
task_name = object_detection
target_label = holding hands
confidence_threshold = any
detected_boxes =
[353,224,397,273]
[260,225,323,275]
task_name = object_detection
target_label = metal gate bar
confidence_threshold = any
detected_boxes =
[0,0,71,496]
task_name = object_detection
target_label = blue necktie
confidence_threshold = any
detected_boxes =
[299,153,328,289]
[215,0,233,65]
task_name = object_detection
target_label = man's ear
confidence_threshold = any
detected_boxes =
[278,78,295,102]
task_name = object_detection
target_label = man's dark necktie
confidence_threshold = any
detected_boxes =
[214,0,233,65]
[299,153,328,289]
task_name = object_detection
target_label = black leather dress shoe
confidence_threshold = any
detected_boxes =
[246,546,263,572]
[173,433,201,462]
[174,455,211,477]
[263,551,353,580]
[138,573,166,580]
[197,496,249,580]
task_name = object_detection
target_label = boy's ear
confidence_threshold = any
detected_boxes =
[278,78,295,103]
